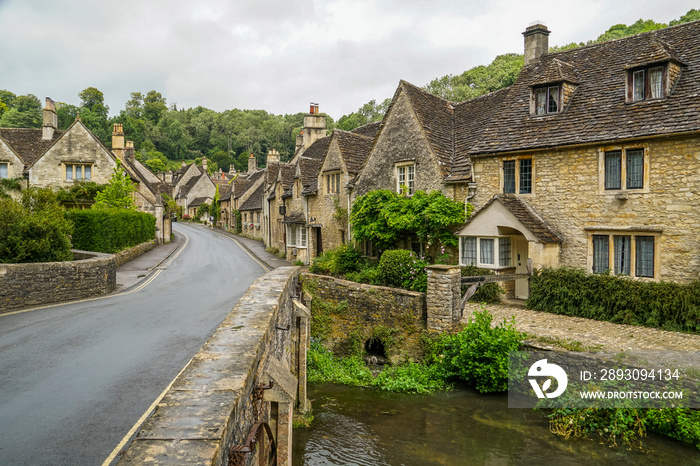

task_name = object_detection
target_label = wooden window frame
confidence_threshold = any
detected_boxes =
[395,162,415,195]
[627,65,666,102]
[533,84,561,115]
[500,157,533,195]
[599,147,649,194]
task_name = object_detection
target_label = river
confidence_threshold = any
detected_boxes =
[293,383,700,465]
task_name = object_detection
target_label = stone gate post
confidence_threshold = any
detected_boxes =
[426,265,461,333]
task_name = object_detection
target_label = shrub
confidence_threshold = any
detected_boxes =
[377,249,428,292]
[345,266,381,285]
[309,250,335,275]
[65,209,156,253]
[528,267,700,332]
[334,244,363,274]
[0,188,73,263]
[432,308,524,393]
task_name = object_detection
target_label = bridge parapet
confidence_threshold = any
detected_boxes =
[118,266,308,466]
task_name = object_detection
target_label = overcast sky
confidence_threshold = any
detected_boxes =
[0,0,697,120]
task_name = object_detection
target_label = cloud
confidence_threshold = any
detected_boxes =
[0,0,698,119]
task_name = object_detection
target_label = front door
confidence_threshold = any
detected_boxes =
[316,228,323,256]
[514,237,529,299]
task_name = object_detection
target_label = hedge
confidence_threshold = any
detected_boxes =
[65,209,156,253]
[527,267,700,332]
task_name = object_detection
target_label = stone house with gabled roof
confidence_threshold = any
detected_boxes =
[0,103,170,242]
[454,20,700,298]
[172,157,216,219]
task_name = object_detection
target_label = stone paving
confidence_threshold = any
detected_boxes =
[462,302,700,353]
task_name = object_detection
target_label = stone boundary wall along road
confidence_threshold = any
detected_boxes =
[0,250,116,313]
[118,266,309,466]
[0,240,157,314]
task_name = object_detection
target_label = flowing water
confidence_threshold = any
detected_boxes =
[293,383,700,465]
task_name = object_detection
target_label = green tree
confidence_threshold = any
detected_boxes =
[93,161,136,210]
[79,87,110,140]
[336,98,391,131]
[143,90,168,124]
[0,94,42,128]
[670,8,700,25]
[351,189,467,261]
[56,101,79,129]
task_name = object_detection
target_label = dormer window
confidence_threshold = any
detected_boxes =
[534,85,560,115]
[630,66,664,101]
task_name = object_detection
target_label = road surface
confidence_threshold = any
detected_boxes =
[0,223,267,465]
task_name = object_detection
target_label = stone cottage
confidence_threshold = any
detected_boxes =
[455,21,700,298]
[171,157,216,219]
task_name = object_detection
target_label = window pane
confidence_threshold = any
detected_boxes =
[84,165,91,181]
[626,150,643,189]
[499,237,511,267]
[535,88,546,115]
[300,226,307,247]
[0,163,7,178]
[397,166,405,192]
[633,70,645,101]
[548,86,559,113]
[649,67,663,99]
[503,160,515,193]
[519,159,532,194]
[407,165,414,194]
[635,236,654,277]
[461,237,476,266]
[592,235,609,273]
[604,151,621,190]
[480,238,494,265]
[614,235,631,275]
[288,225,296,246]
[66,165,73,180]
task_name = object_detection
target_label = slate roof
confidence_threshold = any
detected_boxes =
[266,161,280,185]
[334,130,374,175]
[282,211,306,224]
[466,194,563,244]
[468,20,700,156]
[299,156,322,195]
[301,136,331,160]
[239,183,264,211]
[0,128,64,166]
[351,121,381,139]
[188,196,210,207]
[218,183,232,201]
[400,81,456,178]
[280,163,295,198]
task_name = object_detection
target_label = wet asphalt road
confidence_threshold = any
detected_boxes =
[0,223,266,465]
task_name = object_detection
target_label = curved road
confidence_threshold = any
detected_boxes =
[0,223,267,465]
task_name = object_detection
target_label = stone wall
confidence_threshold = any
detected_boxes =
[302,272,427,362]
[114,240,156,267]
[0,250,116,313]
[119,267,308,466]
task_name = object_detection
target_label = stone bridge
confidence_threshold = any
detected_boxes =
[118,266,309,466]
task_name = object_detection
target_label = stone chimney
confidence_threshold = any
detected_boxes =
[229,164,236,175]
[248,153,257,173]
[302,102,326,151]
[523,22,550,66]
[42,98,57,140]
[267,148,280,164]
[165,170,173,183]
[125,140,135,158]
[112,123,125,161]
[182,161,187,168]
[202,156,208,174]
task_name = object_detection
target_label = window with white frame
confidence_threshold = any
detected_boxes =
[396,163,415,195]
[65,163,92,181]
[460,236,512,268]
[603,148,646,191]
[591,233,656,278]
[0,162,8,179]
[286,224,307,248]
[502,158,532,194]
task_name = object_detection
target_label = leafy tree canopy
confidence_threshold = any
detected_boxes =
[350,189,468,261]
[93,161,137,210]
